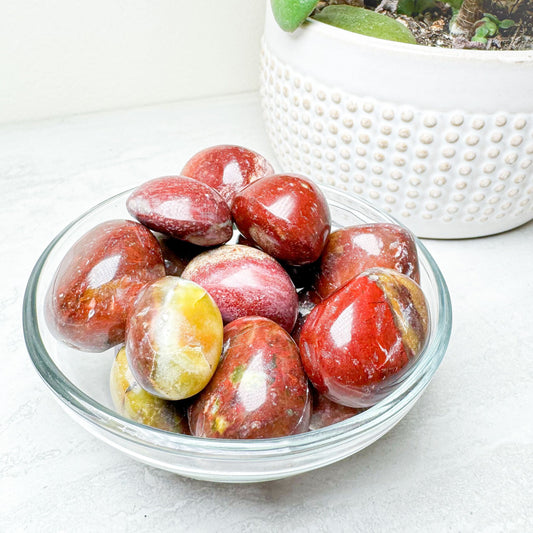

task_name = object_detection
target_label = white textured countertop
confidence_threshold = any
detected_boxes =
[2,93,532,532]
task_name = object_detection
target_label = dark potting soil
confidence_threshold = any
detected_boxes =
[315,0,533,50]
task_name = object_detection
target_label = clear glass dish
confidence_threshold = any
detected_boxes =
[23,186,452,483]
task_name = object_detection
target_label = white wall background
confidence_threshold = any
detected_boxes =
[0,0,266,124]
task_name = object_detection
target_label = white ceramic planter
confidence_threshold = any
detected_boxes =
[260,5,533,238]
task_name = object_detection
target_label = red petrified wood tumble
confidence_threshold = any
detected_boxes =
[313,223,420,300]
[232,173,331,265]
[181,144,275,207]
[189,316,311,439]
[126,176,233,246]
[45,220,165,352]
[181,244,298,332]
[299,268,429,408]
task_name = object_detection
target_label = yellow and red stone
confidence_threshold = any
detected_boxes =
[188,316,311,439]
[126,276,223,401]
[299,267,429,408]
[110,347,190,433]
[45,219,165,352]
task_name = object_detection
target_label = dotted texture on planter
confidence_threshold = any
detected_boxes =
[260,40,533,239]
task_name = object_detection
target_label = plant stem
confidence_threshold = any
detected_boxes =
[452,0,483,37]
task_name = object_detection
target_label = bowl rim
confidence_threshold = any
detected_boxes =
[23,186,452,457]
[302,12,533,63]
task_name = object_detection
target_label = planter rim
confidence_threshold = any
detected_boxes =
[305,16,533,63]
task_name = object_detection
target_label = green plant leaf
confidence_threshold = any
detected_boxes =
[398,0,416,16]
[312,5,418,45]
[472,23,490,43]
[484,21,499,36]
[483,13,500,25]
[271,0,320,32]
[449,7,460,27]
[474,25,490,38]
[499,19,515,29]
[398,0,437,16]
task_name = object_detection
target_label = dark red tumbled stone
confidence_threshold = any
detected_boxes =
[299,268,429,408]
[157,236,204,277]
[313,223,420,300]
[309,389,363,431]
[127,176,233,246]
[45,219,165,352]
[181,145,274,207]
[231,173,331,265]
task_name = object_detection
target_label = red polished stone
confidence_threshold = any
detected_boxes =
[45,220,165,352]
[126,176,233,246]
[188,316,311,439]
[237,234,321,290]
[299,268,429,408]
[181,244,298,332]
[232,173,331,265]
[313,223,420,300]
[181,145,275,207]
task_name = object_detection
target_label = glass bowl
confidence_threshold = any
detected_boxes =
[23,186,452,483]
